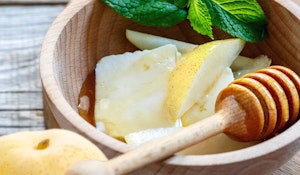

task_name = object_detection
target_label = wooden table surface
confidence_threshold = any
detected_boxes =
[0,0,300,174]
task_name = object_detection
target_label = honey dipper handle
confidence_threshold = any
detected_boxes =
[65,96,245,175]
[107,111,227,174]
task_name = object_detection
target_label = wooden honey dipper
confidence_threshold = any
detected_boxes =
[65,65,300,175]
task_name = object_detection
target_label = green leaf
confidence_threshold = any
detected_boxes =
[187,0,213,39]
[102,0,268,42]
[210,0,266,23]
[173,0,189,8]
[204,0,268,42]
[102,0,187,27]
[164,0,188,8]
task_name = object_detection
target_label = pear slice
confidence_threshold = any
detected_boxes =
[231,55,272,78]
[95,45,181,139]
[126,29,197,54]
[125,127,182,147]
[165,39,245,122]
[181,67,234,126]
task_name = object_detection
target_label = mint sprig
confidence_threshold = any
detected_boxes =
[191,0,268,42]
[102,0,187,27]
[188,0,212,39]
[102,0,268,42]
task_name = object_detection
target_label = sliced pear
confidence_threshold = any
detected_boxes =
[165,39,245,122]
[125,127,182,147]
[231,55,272,78]
[126,30,270,79]
[126,29,197,54]
[181,67,234,126]
[95,45,181,139]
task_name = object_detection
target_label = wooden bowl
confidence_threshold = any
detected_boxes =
[40,0,300,174]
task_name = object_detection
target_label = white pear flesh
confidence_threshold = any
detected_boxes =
[95,44,181,139]
[126,29,197,54]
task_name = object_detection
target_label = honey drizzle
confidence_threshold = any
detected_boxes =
[77,71,96,126]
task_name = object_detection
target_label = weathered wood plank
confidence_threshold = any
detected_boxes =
[0,92,43,110]
[0,0,68,5]
[0,110,45,136]
[0,5,65,92]
[0,5,65,134]
[0,51,42,92]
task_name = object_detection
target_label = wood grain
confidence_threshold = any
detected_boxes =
[40,0,300,174]
[0,5,65,136]
[0,0,300,174]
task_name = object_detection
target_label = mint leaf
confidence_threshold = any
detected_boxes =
[203,0,268,42]
[102,0,187,27]
[208,0,266,23]
[102,0,268,42]
[188,0,213,39]
[173,0,189,8]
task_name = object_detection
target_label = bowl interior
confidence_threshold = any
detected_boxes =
[56,0,300,112]
[41,0,300,165]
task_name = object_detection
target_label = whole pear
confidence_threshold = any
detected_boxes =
[0,129,107,175]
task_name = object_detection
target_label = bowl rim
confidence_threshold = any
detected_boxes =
[40,0,300,166]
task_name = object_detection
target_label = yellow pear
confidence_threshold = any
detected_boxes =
[165,39,245,122]
[0,129,107,175]
[181,67,234,126]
